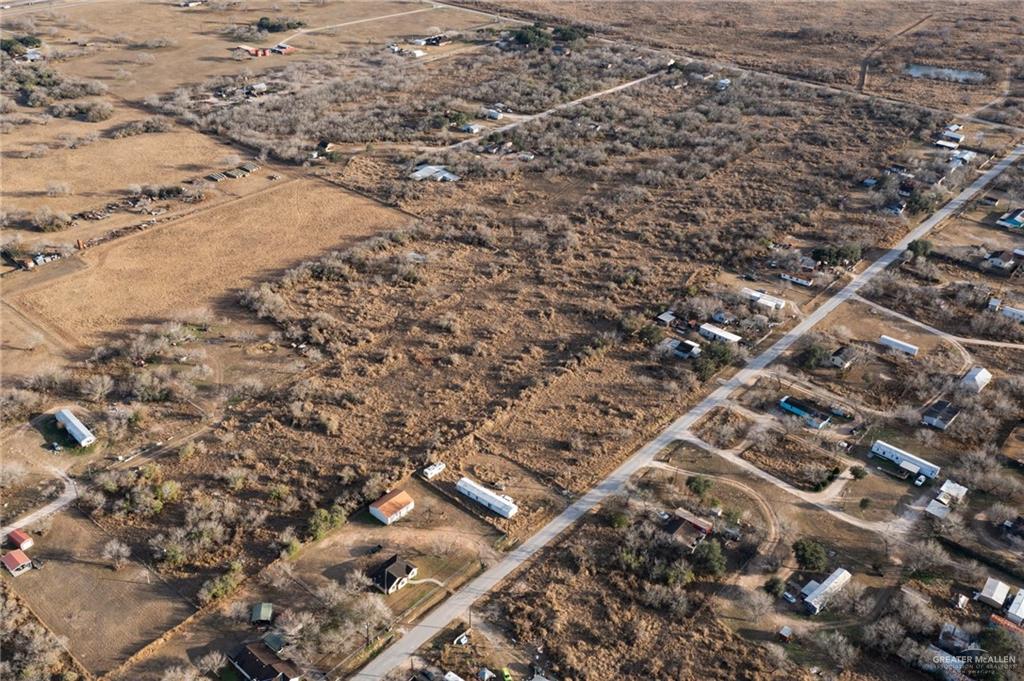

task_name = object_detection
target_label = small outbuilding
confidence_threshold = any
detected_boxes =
[830,345,857,370]
[6,529,33,551]
[960,366,992,393]
[1,550,33,577]
[979,577,1011,608]
[1007,589,1024,625]
[422,462,446,480]
[250,602,273,625]
[369,489,415,525]
[921,400,961,431]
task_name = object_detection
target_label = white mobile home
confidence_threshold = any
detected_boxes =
[870,440,940,479]
[1002,305,1024,323]
[698,323,741,344]
[456,477,518,518]
[879,334,919,356]
[804,568,852,615]
[740,287,786,311]
[55,408,96,447]
[780,272,814,287]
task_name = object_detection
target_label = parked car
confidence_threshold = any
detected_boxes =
[914,475,926,487]
[782,592,797,604]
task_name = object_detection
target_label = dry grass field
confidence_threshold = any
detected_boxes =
[8,509,194,676]
[11,178,411,343]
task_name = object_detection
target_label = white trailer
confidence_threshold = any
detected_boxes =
[740,287,786,311]
[698,323,741,344]
[870,440,940,479]
[804,568,851,614]
[879,334,919,356]
[456,477,518,518]
[55,408,96,447]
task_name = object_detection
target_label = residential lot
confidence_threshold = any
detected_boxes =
[1,3,1023,681]
[6,510,194,676]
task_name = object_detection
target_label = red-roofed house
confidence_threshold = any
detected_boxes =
[2,550,33,577]
[7,529,33,551]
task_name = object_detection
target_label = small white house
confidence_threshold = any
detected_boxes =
[698,323,741,344]
[879,334,919,356]
[937,480,968,505]
[456,477,518,518]
[655,310,677,326]
[55,408,96,447]
[960,366,992,393]
[369,489,415,525]
[979,577,1010,608]
[409,164,460,182]
[741,287,786,311]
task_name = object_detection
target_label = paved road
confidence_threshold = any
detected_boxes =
[353,141,1024,680]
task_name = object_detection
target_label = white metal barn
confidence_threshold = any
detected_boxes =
[456,477,518,518]
[55,408,96,447]
[879,334,919,356]
[979,577,1010,608]
[870,440,940,479]
[960,366,992,393]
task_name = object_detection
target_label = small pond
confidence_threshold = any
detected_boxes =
[905,63,987,83]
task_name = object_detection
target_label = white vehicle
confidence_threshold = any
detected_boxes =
[914,474,926,487]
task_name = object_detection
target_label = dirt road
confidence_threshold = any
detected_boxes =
[352,140,1024,681]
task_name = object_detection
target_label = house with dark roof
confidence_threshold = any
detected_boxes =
[229,641,301,681]
[921,400,961,431]
[830,345,856,370]
[370,554,418,595]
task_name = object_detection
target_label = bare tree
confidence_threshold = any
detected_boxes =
[742,588,774,621]
[102,538,131,570]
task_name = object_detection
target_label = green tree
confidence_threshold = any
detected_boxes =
[792,538,829,572]
[907,239,933,258]
[692,539,727,577]
[686,476,713,498]
[859,497,872,510]
[801,343,830,369]
[764,576,786,598]
[851,466,867,480]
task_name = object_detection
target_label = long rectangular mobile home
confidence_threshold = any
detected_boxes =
[870,440,940,479]
[879,335,919,356]
[456,477,518,518]
[804,568,852,614]
[55,408,96,447]
[698,323,741,344]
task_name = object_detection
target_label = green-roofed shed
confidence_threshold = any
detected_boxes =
[251,602,273,625]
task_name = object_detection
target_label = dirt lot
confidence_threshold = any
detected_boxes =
[10,178,411,343]
[740,435,842,491]
[7,509,194,676]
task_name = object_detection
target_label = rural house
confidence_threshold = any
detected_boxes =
[698,323,741,344]
[1008,590,1024,625]
[658,338,701,359]
[804,568,852,615]
[409,164,460,182]
[921,400,961,431]
[779,395,832,429]
[780,272,814,287]
[741,287,786,311]
[229,641,301,681]
[959,366,992,393]
[1,550,32,577]
[879,334,919,356]
[666,508,713,552]
[830,345,856,370]
[55,408,96,447]
[456,477,518,518]
[936,480,968,506]
[6,529,33,551]
[870,440,940,479]
[986,250,1017,270]
[369,489,415,525]
[371,554,418,594]
[655,310,677,326]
